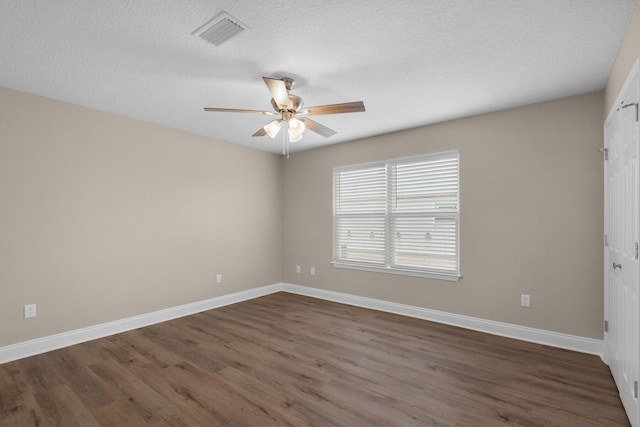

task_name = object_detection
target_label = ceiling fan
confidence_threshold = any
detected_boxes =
[204,76,365,155]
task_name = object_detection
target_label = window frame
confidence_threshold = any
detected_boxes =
[332,150,461,281]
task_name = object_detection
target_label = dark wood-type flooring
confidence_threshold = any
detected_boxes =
[0,292,630,426]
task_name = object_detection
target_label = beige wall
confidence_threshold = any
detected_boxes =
[282,92,604,339]
[0,87,282,347]
[605,2,640,113]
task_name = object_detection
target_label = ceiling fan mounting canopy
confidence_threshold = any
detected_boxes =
[203,76,366,147]
[280,77,294,91]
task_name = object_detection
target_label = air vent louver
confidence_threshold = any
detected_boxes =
[192,11,247,46]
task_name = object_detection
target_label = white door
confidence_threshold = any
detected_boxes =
[605,60,640,427]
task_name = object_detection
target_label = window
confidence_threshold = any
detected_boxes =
[332,151,460,280]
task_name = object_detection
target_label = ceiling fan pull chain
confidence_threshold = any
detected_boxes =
[286,131,290,159]
[282,128,290,158]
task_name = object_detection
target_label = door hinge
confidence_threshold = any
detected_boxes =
[636,242,638,260]
[635,380,638,399]
[621,102,639,122]
[605,234,609,246]
[604,320,609,332]
[603,148,609,160]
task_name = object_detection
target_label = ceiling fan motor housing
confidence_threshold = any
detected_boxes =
[271,94,303,114]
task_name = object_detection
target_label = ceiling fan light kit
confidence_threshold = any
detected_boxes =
[287,117,305,141]
[263,120,283,138]
[204,76,366,156]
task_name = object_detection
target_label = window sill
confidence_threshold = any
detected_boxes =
[331,261,461,282]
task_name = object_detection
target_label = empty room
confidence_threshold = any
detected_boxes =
[2,1,640,426]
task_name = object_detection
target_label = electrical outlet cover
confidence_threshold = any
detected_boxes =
[24,304,37,318]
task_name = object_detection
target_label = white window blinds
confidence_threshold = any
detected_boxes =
[333,151,460,280]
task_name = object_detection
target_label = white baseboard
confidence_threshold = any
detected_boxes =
[0,284,281,364]
[281,283,603,357]
[0,282,603,364]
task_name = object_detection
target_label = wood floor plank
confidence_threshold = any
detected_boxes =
[0,362,49,427]
[93,399,152,426]
[0,292,631,426]
[88,358,178,423]
[33,384,101,427]
[49,352,118,412]
[121,361,229,427]
[107,329,185,369]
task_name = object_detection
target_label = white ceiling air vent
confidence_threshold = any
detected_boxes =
[192,11,248,46]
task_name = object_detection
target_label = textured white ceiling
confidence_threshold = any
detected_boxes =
[0,1,636,154]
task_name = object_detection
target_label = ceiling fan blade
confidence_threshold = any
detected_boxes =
[302,101,365,116]
[300,118,337,138]
[204,107,276,115]
[252,127,267,137]
[262,77,291,109]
